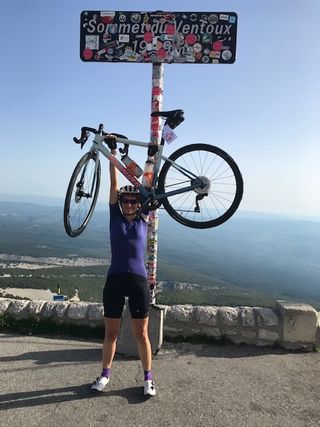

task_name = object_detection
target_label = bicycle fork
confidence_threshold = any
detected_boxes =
[75,151,100,201]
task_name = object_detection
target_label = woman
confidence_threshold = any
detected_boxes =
[91,146,156,397]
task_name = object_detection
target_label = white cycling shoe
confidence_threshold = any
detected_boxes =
[91,376,110,392]
[144,380,156,396]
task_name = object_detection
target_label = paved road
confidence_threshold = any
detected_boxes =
[1,334,320,427]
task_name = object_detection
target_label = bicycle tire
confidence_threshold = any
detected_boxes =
[158,144,243,229]
[64,151,101,237]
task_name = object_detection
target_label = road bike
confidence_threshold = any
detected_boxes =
[64,109,243,237]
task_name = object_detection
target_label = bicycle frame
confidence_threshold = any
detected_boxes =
[65,119,243,236]
[88,134,204,203]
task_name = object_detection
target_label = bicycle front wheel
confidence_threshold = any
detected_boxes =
[64,152,101,237]
[158,144,243,229]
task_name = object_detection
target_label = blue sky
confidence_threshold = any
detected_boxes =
[1,0,320,217]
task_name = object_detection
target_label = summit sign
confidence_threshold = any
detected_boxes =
[80,11,238,64]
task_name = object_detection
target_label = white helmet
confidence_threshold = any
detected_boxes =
[118,185,140,196]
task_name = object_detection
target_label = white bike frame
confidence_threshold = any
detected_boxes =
[87,133,203,202]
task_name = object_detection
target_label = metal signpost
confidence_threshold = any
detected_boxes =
[80,10,238,304]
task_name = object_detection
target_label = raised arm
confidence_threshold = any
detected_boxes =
[109,148,119,204]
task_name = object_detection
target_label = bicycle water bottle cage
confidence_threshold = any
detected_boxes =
[151,109,185,129]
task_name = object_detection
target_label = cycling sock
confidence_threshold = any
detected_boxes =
[101,368,110,378]
[144,370,153,381]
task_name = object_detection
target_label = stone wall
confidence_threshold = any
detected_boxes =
[0,298,319,354]
[163,302,320,351]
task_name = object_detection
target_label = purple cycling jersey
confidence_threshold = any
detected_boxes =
[108,203,148,278]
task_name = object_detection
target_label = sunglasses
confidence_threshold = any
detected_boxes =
[121,198,139,205]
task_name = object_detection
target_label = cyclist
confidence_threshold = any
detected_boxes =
[91,146,156,397]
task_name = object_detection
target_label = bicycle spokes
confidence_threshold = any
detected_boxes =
[158,144,243,228]
[64,153,101,237]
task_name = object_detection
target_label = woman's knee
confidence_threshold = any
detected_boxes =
[131,319,149,341]
[133,329,149,341]
[105,330,119,342]
[104,318,121,341]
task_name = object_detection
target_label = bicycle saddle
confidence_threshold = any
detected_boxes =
[151,109,185,129]
[151,109,184,118]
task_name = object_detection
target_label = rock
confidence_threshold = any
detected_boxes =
[0,299,12,315]
[55,302,70,319]
[7,300,30,319]
[277,301,317,344]
[195,306,218,326]
[258,329,279,341]
[219,307,239,326]
[255,307,278,327]
[28,300,45,316]
[168,305,194,323]
[41,302,57,318]
[87,303,104,321]
[68,302,89,320]
[240,307,255,327]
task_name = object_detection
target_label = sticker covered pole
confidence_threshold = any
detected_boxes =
[142,63,164,305]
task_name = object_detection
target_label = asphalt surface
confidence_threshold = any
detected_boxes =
[1,334,320,427]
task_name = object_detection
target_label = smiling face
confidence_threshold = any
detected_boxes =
[120,195,141,217]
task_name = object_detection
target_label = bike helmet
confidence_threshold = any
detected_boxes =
[118,185,140,196]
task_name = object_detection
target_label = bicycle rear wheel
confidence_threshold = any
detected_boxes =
[64,151,101,237]
[158,144,243,228]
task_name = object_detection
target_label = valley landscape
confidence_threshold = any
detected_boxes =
[0,196,319,309]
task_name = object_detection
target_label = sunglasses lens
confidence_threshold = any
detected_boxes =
[122,198,138,205]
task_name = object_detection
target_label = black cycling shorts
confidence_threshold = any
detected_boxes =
[103,272,150,319]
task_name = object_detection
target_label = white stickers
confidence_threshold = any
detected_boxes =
[101,11,115,19]
[162,124,178,143]
[222,50,232,61]
[219,14,229,21]
[85,35,99,50]
[119,34,130,42]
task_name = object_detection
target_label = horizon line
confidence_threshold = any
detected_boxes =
[0,193,319,222]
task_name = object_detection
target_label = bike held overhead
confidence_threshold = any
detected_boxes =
[64,109,243,237]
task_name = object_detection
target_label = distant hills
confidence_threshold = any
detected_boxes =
[0,196,320,308]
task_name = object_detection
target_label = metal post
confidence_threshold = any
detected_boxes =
[144,63,164,305]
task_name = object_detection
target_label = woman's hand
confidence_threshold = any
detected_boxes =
[105,134,117,151]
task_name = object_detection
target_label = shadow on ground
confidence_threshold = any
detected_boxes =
[0,335,299,367]
[0,384,149,411]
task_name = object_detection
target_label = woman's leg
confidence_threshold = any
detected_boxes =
[91,316,122,391]
[102,274,125,369]
[131,317,152,371]
[102,317,122,368]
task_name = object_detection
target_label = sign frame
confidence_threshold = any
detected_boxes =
[80,10,238,64]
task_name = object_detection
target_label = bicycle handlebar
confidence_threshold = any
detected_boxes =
[73,126,99,147]
[73,124,129,150]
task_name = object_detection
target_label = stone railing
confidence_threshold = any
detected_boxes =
[0,298,319,356]
[163,302,320,352]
